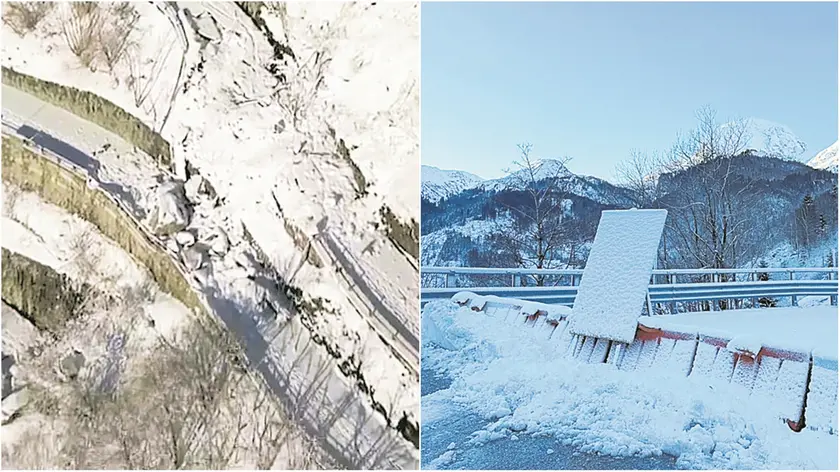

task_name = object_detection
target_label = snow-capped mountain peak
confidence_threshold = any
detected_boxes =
[807,141,839,173]
[486,158,572,190]
[421,165,484,202]
[737,118,807,160]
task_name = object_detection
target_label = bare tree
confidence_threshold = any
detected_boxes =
[248,386,292,469]
[98,3,139,71]
[61,2,104,70]
[660,106,758,290]
[494,143,574,285]
[615,149,665,208]
[2,1,54,36]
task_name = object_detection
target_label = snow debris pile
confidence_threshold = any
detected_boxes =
[1,1,420,465]
[421,310,456,351]
[147,179,192,236]
[421,298,838,470]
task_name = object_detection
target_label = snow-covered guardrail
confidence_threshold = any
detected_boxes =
[437,293,837,435]
[421,278,838,308]
[423,266,837,287]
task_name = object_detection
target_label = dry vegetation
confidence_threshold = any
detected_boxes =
[3,312,323,469]
[59,2,140,72]
[3,182,22,220]
[1,203,324,469]
[2,1,54,36]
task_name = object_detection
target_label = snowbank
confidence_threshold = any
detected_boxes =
[640,306,838,361]
[421,299,837,470]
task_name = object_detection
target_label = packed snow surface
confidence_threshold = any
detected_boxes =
[640,306,838,361]
[567,209,667,344]
[421,300,837,470]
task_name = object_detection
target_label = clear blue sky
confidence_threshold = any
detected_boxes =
[421,1,838,181]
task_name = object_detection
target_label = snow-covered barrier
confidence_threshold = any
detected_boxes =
[446,292,836,434]
[804,355,838,434]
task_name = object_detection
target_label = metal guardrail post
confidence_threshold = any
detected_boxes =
[444,273,450,289]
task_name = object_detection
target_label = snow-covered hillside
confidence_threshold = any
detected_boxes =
[422,159,634,207]
[421,150,836,271]
[421,165,484,202]
[484,158,572,191]
[2,2,419,467]
[808,141,839,173]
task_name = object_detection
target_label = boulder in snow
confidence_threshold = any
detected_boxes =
[175,230,196,247]
[1,388,27,424]
[148,180,192,236]
[181,246,207,272]
[59,350,86,380]
[204,227,230,256]
[232,250,260,278]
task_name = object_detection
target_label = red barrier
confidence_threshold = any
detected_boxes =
[448,295,829,434]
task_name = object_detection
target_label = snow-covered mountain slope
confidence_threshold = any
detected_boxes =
[808,141,839,173]
[485,158,573,190]
[421,165,484,202]
[485,159,634,207]
[422,152,837,271]
[726,118,808,160]
[422,159,634,208]
[1,2,419,466]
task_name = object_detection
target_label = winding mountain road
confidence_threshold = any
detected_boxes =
[1,83,418,469]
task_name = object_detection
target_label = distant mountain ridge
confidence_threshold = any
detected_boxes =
[422,154,837,270]
[422,160,635,207]
[808,141,838,173]
[420,165,484,202]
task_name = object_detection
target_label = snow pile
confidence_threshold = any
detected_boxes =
[567,209,667,343]
[1,304,41,360]
[148,179,192,235]
[421,299,837,470]
[640,306,838,361]
[805,356,838,434]
[422,311,456,350]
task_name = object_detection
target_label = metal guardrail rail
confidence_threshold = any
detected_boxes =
[421,266,839,308]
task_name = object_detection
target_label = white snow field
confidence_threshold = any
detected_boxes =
[566,209,667,344]
[421,296,837,470]
[2,1,419,467]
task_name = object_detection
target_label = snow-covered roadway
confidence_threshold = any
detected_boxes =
[1,85,418,468]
